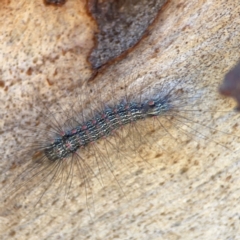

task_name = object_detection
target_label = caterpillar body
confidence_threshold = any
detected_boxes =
[44,96,169,163]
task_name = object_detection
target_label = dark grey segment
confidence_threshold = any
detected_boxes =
[89,0,167,69]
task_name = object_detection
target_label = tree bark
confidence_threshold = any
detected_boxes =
[1,0,240,239]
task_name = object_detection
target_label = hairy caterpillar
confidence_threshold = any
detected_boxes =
[1,69,239,219]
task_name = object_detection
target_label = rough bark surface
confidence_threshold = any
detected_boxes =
[1,0,240,239]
